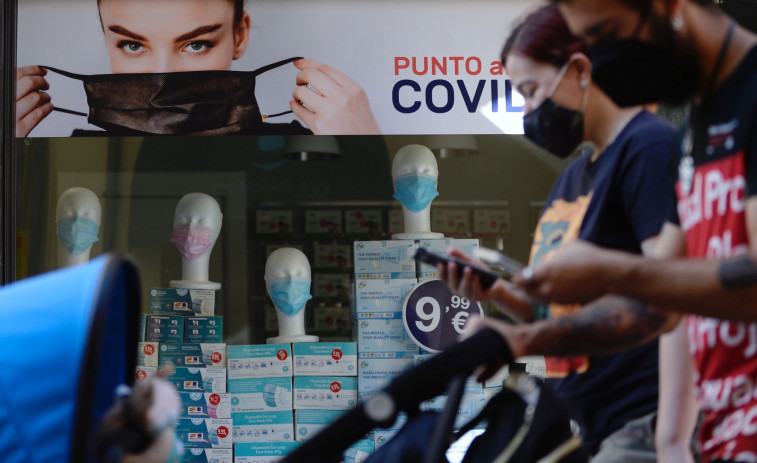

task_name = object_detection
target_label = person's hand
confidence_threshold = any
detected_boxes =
[16,65,54,137]
[437,248,499,302]
[514,240,619,304]
[290,58,381,135]
[460,314,525,381]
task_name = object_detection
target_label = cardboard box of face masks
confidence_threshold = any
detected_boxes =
[146,315,184,343]
[148,287,217,316]
[159,343,226,369]
[228,377,293,412]
[292,342,357,376]
[354,279,417,315]
[227,344,292,378]
[295,409,347,441]
[233,442,302,463]
[416,238,480,280]
[137,342,159,367]
[353,240,416,279]
[182,448,233,463]
[185,316,223,344]
[168,367,227,393]
[176,418,233,448]
[180,392,231,419]
[293,376,357,410]
[231,411,294,443]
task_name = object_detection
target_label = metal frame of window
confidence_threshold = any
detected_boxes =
[1,0,17,285]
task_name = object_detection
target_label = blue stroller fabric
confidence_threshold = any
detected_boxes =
[0,255,140,463]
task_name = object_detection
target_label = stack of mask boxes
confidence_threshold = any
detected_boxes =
[291,342,359,445]
[353,240,419,448]
[135,287,232,462]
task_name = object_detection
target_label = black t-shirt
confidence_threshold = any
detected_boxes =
[667,45,757,462]
[529,110,675,453]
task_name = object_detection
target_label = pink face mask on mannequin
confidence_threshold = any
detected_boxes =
[170,224,212,261]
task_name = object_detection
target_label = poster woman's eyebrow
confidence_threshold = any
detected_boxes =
[108,25,147,41]
[174,24,222,43]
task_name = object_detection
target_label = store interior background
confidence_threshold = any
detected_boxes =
[15,135,565,344]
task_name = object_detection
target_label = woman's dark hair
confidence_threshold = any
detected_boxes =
[93,381,156,463]
[501,4,588,67]
[97,0,247,27]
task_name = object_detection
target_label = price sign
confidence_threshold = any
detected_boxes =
[402,279,484,353]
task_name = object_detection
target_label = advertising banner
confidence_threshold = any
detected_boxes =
[16,0,531,137]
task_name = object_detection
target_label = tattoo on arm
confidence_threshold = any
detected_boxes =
[528,297,668,357]
[719,256,757,290]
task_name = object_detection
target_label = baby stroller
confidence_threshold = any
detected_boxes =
[281,329,587,463]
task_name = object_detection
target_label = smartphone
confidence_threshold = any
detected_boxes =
[477,247,525,277]
[413,247,499,290]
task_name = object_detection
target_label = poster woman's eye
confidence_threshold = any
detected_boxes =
[117,41,145,55]
[184,41,213,54]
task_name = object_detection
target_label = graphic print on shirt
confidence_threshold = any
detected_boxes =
[529,193,592,378]
[677,147,757,462]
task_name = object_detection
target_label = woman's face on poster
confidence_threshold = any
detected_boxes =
[98,0,250,73]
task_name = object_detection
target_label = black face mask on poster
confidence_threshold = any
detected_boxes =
[43,57,301,136]
[523,63,586,159]
[587,14,701,107]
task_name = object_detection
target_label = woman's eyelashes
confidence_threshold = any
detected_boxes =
[116,40,146,55]
[183,40,214,54]
[115,40,215,56]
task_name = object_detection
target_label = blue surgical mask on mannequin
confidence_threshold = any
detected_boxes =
[56,216,100,255]
[393,173,439,212]
[269,278,313,316]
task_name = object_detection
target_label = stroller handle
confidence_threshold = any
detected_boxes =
[281,328,513,463]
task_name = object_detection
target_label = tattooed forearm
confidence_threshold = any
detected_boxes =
[523,296,670,357]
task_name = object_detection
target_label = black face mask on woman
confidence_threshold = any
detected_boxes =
[43,57,301,136]
[588,14,700,107]
[523,63,587,159]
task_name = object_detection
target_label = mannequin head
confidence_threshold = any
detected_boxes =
[56,187,102,266]
[169,193,223,288]
[94,372,183,463]
[264,247,318,343]
[391,145,443,239]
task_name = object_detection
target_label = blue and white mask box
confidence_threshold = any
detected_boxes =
[228,344,292,378]
[313,244,352,270]
[180,392,232,419]
[148,287,217,316]
[234,442,302,463]
[353,240,416,279]
[357,317,418,353]
[228,377,293,412]
[182,448,233,463]
[176,418,233,448]
[344,439,375,463]
[293,376,357,410]
[295,409,347,441]
[185,316,223,344]
[355,279,417,315]
[292,342,357,376]
[416,238,480,280]
[231,411,294,443]
[357,358,414,395]
[421,393,489,428]
[146,315,184,343]
[159,343,226,369]
[139,314,146,342]
[137,342,159,367]
[169,367,227,393]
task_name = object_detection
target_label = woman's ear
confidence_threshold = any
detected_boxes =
[233,11,252,60]
[568,53,592,90]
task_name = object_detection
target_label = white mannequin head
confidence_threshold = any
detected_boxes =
[169,192,222,290]
[391,144,443,239]
[264,248,318,344]
[56,187,102,268]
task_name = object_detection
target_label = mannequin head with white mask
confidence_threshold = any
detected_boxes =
[169,192,222,290]
[265,247,318,344]
[391,144,444,240]
[56,187,102,268]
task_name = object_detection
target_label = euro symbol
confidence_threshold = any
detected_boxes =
[451,311,469,334]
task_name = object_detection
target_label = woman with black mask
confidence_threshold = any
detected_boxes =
[15,0,381,136]
[437,5,686,461]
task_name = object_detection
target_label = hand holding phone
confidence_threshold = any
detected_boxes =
[413,247,500,290]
